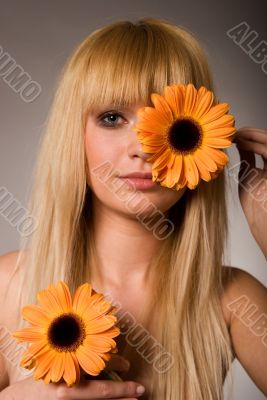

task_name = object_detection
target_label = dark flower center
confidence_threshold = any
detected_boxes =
[167,118,202,154]
[48,313,86,352]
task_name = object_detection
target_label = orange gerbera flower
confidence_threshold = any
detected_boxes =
[133,83,236,190]
[12,281,120,387]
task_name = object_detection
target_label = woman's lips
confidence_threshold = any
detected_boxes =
[119,177,157,190]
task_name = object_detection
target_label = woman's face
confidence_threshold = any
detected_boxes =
[84,102,187,220]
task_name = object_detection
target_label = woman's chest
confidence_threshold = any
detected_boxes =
[116,342,153,399]
[112,309,158,400]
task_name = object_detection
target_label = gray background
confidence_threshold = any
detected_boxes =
[0,1,266,398]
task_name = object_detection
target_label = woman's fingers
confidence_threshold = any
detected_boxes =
[235,139,267,158]
[56,379,145,399]
[233,127,267,145]
[235,138,267,171]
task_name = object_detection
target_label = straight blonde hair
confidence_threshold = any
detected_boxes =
[9,17,234,399]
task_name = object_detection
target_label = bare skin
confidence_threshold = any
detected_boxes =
[1,248,267,397]
[0,109,267,397]
[0,253,146,400]
[84,102,187,292]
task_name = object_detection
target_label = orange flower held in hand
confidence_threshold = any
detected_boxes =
[133,83,236,190]
[12,281,120,387]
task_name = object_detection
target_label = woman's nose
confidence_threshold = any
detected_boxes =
[126,102,151,160]
[126,125,149,160]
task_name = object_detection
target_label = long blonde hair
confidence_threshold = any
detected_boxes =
[9,17,234,399]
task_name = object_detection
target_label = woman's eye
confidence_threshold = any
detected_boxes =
[98,112,125,128]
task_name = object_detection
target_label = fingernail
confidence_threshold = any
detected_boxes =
[136,385,145,394]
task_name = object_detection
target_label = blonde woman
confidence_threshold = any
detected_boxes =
[0,17,267,400]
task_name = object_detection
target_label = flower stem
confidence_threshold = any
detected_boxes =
[103,370,123,381]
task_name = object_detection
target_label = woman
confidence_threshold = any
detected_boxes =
[0,17,266,400]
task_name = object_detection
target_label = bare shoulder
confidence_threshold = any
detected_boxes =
[0,251,22,390]
[0,250,26,296]
[0,249,23,277]
[0,250,28,322]
[221,265,267,395]
[0,249,28,273]
[0,250,18,300]
[221,265,267,325]
[0,250,29,390]
[222,265,267,301]
[221,266,237,321]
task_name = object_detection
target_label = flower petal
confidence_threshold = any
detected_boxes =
[166,151,176,169]
[86,315,117,335]
[50,351,65,382]
[184,84,198,115]
[192,153,212,182]
[140,143,162,153]
[203,114,235,131]
[150,93,173,122]
[33,348,57,380]
[164,84,185,118]
[172,155,183,182]
[204,137,232,148]
[20,341,48,368]
[194,147,218,172]
[175,159,188,190]
[162,153,183,187]
[193,89,214,120]
[147,146,169,163]
[184,155,200,189]
[201,146,229,167]
[21,305,50,327]
[76,345,105,376]
[72,283,92,315]
[72,353,81,384]
[82,301,116,325]
[56,281,73,312]
[138,133,166,146]
[12,326,45,343]
[199,103,230,125]
[43,369,52,385]
[151,149,170,170]
[99,326,120,338]
[63,351,77,387]
[134,108,171,134]
[37,287,63,317]
[84,335,117,352]
[204,127,236,139]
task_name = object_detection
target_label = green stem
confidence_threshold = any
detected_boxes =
[103,370,123,381]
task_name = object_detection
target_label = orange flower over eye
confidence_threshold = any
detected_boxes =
[133,83,236,190]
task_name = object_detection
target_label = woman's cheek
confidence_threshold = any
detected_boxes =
[86,156,123,196]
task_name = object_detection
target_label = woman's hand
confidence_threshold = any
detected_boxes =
[232,127,267,258]
[55,354,145,399]
[0,375,60,400]
[0,354,144,400]
[55,379,144,399]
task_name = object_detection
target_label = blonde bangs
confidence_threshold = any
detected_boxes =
[65,18,215,121]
